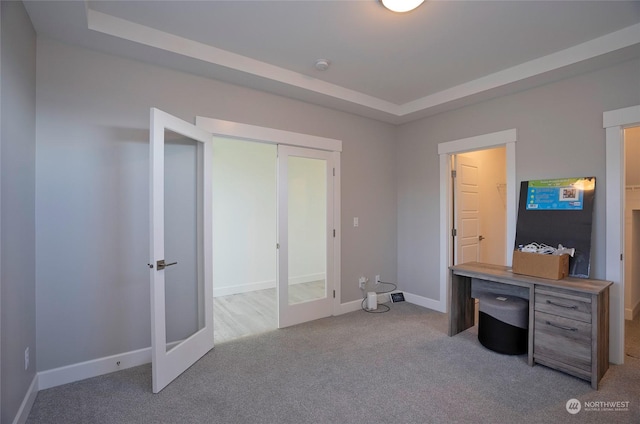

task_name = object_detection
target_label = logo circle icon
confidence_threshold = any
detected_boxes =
[566,398,581,414]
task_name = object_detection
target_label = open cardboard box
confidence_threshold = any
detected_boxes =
[512,250,570,280]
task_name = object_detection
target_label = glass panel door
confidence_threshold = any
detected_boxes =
[277,146,334,328]
[150,108,213,393]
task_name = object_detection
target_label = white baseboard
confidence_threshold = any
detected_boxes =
[213,273,326,297]
[289,272,325,286]
[38,347,152,390]
[336,298,364,315]
[214,279,275,297]
[35,289,444,394]
[625,299,640,320]
[404,292,446,312]
[335,291,444,315]
[12,374,38,424]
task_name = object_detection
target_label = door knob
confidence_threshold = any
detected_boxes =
[156,259,178,271]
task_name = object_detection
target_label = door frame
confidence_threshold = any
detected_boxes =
[604,104,640,365]
[195,117,342,317]
[438,129,517,313]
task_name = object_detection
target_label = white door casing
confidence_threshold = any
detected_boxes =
[439,129,517,313]
[195,117,342,323]
[604,104,640,365]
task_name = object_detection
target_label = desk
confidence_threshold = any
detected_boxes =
[449,262,612,389]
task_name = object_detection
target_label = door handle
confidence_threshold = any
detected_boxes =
[156,259,178,271]
[478,235,485,241]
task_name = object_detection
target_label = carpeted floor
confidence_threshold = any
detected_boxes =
[27,303,639,423]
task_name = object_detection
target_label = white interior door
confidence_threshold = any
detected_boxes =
[454,155,481,264]
[150,108,213,393]
[277,145,334,328]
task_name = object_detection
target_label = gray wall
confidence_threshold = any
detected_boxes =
[35,38,397,371]
[1,1,37,422]
[397,58,640,300]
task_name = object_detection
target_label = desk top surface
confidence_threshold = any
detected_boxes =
[451,262,612,294]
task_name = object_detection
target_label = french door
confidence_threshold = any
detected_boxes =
[149,108,213,393]
[277,146,335,328]
[149,111,339,392]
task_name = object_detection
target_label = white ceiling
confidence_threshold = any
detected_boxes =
[23,0,640,124]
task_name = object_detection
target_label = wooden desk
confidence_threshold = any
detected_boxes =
[449,262,612,389]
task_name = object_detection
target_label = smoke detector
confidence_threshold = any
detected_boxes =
[314,59,330,71]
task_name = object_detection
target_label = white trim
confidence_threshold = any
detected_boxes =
[332,151,342,317]
[604,104,640,365]
[32,289,442,394]
[11,375,38,424]
[38,347,152,390]
[288,272,326,286]
[195,117,342,321]
[402,24,640,117]
[439,153,452,314]
[437,129,517,155]
[336,299,365,315]
[86,8,640,121]
[86,9,399,117]
[213,279,275,298]
[213,272,327,297]
[604,105,640,129]
[505,142,517,266]
[626,298,640,321]
[439,129,517,313]
[195,117,342,152]
[403,292,446,312]
[336,291,444,316]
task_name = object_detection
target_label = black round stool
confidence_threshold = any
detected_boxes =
[478,294,528,355]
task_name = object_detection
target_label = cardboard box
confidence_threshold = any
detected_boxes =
[512,250,569,280]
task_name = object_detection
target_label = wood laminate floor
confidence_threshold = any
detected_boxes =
[213,280,325,344]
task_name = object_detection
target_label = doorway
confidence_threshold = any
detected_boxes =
[604,104,640,364]
[438,129,517,313]
[197,116,342,340]
[624,126,640,360]
[212,137,277,344]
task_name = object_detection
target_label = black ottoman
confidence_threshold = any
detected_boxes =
[478,294,528,355]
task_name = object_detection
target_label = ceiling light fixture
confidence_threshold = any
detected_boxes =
[380,0,424,13]
[315,59,330,71]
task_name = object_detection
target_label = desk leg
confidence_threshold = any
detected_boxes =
[527,285,534,366]
[449,273,475,336]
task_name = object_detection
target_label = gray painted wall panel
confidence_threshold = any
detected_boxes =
[397,58,640,300]
[35,38,397,371]
[1,1,37,422]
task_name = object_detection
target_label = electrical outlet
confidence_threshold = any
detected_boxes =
[359,277,367,289]
[24,347,29,371]
[375,275,381,285]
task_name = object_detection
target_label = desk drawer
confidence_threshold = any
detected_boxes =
[534,311,591,371]
[535,289,591,323]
